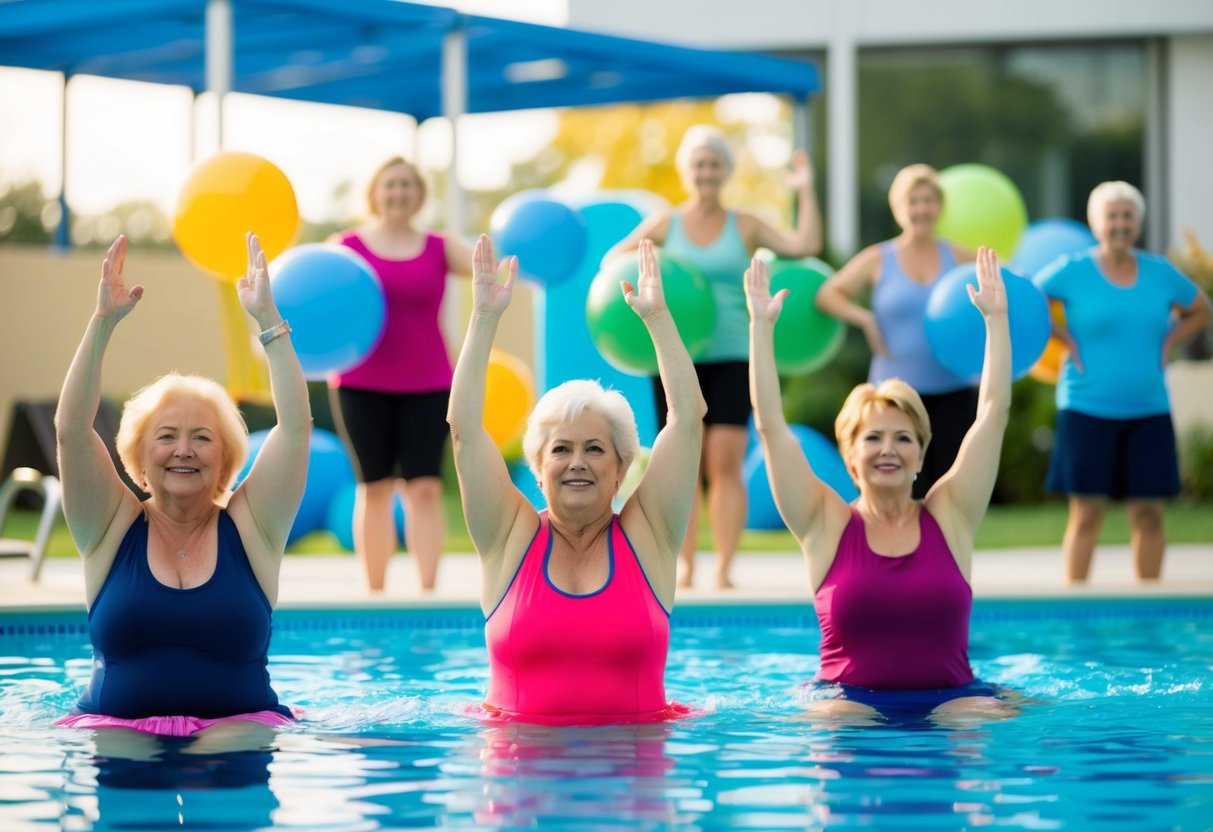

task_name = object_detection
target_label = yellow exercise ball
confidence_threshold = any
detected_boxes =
[173,152,300,281]
[485,349,535,451]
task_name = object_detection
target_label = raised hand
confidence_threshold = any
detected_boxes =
[786,148,814,191]
[471,234,517,316]
[967,245,1008,319]
[236,232,279,325]
[96,236,144,321]
[621,239,669,320]
[744,255,787,324]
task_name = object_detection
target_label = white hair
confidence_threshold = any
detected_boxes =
[522,379,639,482]
[675,124,734,176]
[1087,180,1145,236]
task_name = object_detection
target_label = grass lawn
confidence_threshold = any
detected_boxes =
[4,495,1210,558]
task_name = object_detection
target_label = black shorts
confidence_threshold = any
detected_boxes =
[916,387,978,500]
[1047,409,1180,500]
[652,360,750,430]
[330,386,450,482]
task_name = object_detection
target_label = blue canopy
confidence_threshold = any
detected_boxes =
[0,0,819,118]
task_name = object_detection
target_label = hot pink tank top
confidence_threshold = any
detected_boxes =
[483,512,678,725]
[815,507,973,690]
[333,231,452,393]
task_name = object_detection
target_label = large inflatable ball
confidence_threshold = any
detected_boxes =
[745,425,858,530]
[766,258,846,375]
[173,151,300,281]
[935,164,1028,260]
[490,191,589,287]
[1011,218,1097,278]
[269,244,386,378]
[325,481,406,552]
[924,262,1051,383]
[485,349,535,452]
[586,251,716,376]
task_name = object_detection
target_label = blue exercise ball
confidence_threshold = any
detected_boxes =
[924,262,1051,384]
[270,244,386,379]
[235,428,354,545]
[744,424,857,530]
[491,191,589,287]
[324,481,406,552]
[1011,218,1097,278]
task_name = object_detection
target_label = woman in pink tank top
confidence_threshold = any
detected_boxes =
[750,246,1018,726]
[448,236,705,725]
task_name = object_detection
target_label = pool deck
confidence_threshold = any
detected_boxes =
[1,543,1209,612]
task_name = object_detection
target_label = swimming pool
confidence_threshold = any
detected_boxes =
[1,599,1210,830]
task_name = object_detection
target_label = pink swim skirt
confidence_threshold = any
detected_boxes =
[55,710,294,737]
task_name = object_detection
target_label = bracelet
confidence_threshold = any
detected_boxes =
[259,320,292,345]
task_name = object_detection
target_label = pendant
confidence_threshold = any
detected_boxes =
[176,549,187,559]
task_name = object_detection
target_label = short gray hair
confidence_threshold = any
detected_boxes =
[1087,180,1145,236]
[675,124,734,177]
[522,379,639,483]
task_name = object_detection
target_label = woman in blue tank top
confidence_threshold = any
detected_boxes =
[54,231,311,744]
[815,164,977,500]
[609,124,824,589]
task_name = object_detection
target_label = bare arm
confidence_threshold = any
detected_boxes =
[747,256,850,588]
[815,245,887,356]
[227,233,312,583]
[925,246,1011,566]
[442,232,475,277]
[747,148,823,258]
[54,236,144,559]
[447,236,531,564]
[600,212,671,264]
[623,240,707,572]
[1164,289,1212,365]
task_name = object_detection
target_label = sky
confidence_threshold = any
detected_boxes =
[0,0,570,227]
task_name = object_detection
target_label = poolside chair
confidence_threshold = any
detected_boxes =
[0,467,62,582]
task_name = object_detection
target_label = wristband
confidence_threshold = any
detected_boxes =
[259,320,291,345]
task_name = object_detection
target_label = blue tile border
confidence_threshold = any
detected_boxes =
[1,597,1210,640]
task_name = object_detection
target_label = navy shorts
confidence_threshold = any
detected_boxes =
[652,360,750,430]
[818,679,1004,727]
[330,386,450,482]
[1047,409,1180,500]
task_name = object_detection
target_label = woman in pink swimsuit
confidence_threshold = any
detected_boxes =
[749,246,1015,726]
[448,236,705,725]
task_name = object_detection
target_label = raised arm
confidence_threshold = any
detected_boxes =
[746,148,823,258]
[55,236,145,559]
[926,246,1011,558]
[624,239,707,558]
[814,245,887,357]
[447,235,528,560]
[228,233,312,577]
[600,211,671,264]
[747,256,849,584]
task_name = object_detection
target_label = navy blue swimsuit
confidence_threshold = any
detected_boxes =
[75,510,290,720]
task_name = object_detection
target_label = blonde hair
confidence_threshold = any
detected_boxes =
[834,378,931,464]
[1087,180,1145,236]
[675,125,734,177]
[887,163,943,218]
[116,373,249,500]
[522,379,639,483]
[366,156,428,217]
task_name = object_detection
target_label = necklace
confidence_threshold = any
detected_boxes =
[145,505,216,559]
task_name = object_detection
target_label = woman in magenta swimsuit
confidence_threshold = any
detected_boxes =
[749,245,1015,725]
[448,236,705,726]
[54,232,310,745]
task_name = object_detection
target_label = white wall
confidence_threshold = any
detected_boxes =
[1168,34,1213,250]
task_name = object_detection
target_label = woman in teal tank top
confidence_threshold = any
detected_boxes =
[609,124,824,589]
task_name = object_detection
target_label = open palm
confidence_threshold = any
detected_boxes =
[96,236,144,321]
[622,239,669,320]
[471,234,516,316]
[744,256,787,324]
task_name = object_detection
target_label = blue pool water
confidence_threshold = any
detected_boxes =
[1,599,1211,830]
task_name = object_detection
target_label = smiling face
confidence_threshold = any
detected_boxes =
[370,162,424,221]
[893,182,942,238]
[1094,199,1141,256]
[847,403,924,494]
[537,411,622,518]
[139,397,227,503]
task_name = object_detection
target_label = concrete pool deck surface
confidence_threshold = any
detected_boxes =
[1,543,1209,612]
